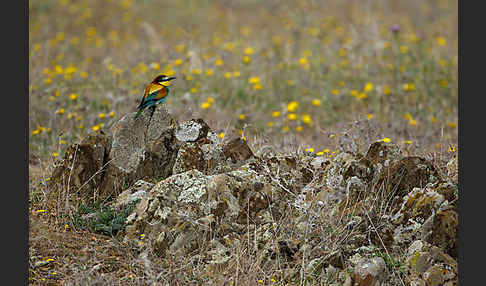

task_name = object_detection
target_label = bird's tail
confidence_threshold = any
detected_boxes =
[134,109,143,118]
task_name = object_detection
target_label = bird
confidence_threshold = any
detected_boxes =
[135,74,176,118]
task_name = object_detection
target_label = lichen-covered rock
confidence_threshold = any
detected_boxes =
[352,256,387,286]
[100,106,179,199]
[446,155,458,183]
[420,203,458,258]
[405,240,457,286]
[112,179,153,211]
[392,186,445,225]
[173,128,256,176]
[360,141,404,170]
[378,156,442,212]
[175,118,210,142]
[49,132,111,202]
[123,164,273,257]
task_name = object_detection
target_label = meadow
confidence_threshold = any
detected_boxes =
[29,0,458,284]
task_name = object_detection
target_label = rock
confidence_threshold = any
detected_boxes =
[49,132,111,202]
[405,240,457,286]
[392,186,445,225]
[222,137,254,164]
[112,179,153,211]
[172,127,256,176]
[175,118,210,142]
[378,156,442,212]
[445,156,458,183]
[123,163,273,257]
[360,141,404,169]
[352,256,386,286]
[100,107,179,199]
[421,203,458,258]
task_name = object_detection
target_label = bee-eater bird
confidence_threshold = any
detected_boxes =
[135,74,176,118]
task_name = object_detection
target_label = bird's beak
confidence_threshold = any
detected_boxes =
[168,77,176,81]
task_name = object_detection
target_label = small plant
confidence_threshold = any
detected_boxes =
[374,249,406,275]
[67,199,139,236]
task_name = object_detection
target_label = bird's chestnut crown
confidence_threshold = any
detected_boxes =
[152,74,176,83]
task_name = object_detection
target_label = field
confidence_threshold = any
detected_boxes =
[29,0,458,284]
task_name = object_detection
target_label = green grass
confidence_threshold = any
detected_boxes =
[65,199,139,236]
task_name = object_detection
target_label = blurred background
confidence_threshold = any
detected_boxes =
[29,0,458,168]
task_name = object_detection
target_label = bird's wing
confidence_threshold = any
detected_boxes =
[138,83,164,108]
[146,83,164,96]
[152,87,169,100]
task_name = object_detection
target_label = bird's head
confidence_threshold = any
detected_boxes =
[152,74,176,87]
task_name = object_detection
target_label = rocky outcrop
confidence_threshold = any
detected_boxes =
[50,112,459,285]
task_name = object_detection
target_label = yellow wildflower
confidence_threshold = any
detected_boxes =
[288,113,297,120]
[205,69,213,76]
[437,36,447,46]
[215,59,223,66]
[312,99,321,106]
[363,82,373,93]
[267,121,274,127]
[272,111,281,117]
[403,83,416,92]
[243,56,250,63]
[218,132,225,139]
[244,47,254,55]
[248,77,260,84]
[380,137,391,143]
[287,101,299,112]
[239,114,246,120]
[302,114,312,125]
[201,102,211,109]
[383,85,391,95]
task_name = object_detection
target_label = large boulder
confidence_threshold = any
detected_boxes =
[49,132,111,203]
[99,107,179,199]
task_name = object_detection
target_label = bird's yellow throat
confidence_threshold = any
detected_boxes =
[160,81,171,87]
